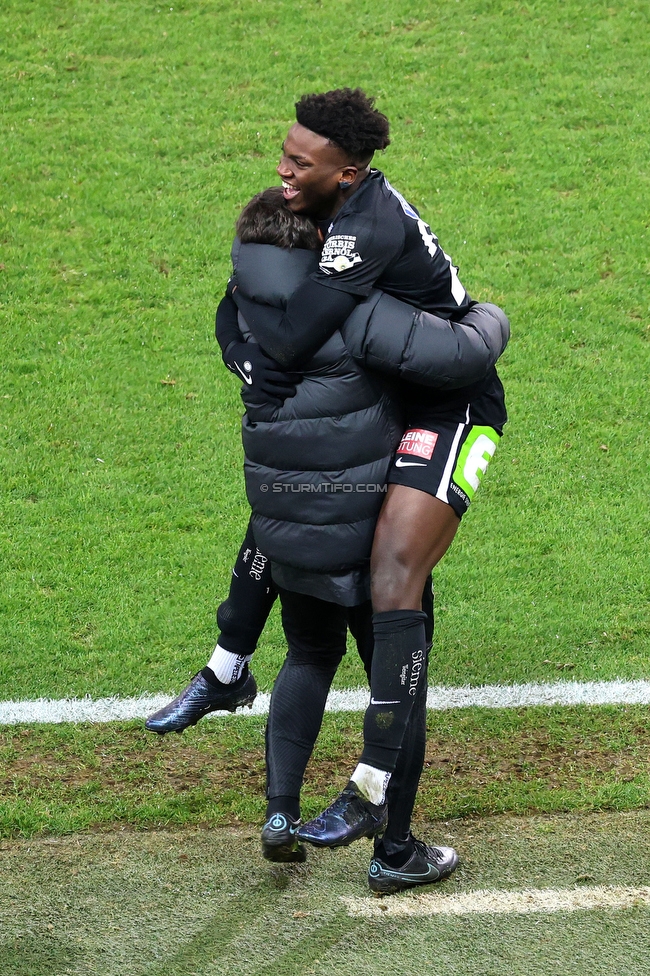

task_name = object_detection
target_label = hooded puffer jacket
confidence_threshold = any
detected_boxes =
[236,243,403,583]
[233,242,510,602]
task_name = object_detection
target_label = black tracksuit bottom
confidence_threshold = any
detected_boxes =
[266,583,433,856]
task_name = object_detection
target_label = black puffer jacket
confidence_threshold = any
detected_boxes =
[232,239,510,380]
[237,243,403,589]
[341,293,509,389]
[233,242,510,603]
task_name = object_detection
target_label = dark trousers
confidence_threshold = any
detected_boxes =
[266,584,432,854]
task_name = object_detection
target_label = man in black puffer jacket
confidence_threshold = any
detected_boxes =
[234,208,403,602]
[229,188,406,866]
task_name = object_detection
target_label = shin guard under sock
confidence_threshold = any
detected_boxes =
[360,609,428,774]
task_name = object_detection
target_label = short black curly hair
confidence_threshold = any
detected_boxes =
[295,88,390,164]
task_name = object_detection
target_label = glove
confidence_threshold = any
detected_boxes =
[222,341,301,403]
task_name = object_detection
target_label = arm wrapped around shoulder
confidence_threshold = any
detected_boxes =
[341,293,510,389]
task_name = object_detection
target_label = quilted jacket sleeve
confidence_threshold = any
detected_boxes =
[341,293,510,389]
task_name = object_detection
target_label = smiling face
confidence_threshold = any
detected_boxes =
[276,123,361,220]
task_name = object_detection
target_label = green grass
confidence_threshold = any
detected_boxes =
[1,0,650,833]
[2,0,649,699]
[2,705,649,838]
[4,812,650,976]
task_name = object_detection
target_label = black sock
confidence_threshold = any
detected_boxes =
[266,795,300,822]
[200,665,248,689]
[382,652,429,850]
[360,610,428,773]
[374,835,415,868]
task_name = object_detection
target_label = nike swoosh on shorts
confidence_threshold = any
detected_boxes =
[394,456,427,467]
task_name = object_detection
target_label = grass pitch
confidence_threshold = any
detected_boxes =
[1,0,650,833]
[3,810,650,975]
[3,705,650,837]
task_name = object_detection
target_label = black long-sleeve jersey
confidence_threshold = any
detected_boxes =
[313,169,471,315]
[223,169,504,422]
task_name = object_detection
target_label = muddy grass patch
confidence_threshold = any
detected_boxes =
[1,705,649,836]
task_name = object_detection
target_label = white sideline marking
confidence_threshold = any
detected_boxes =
[2,678,650,726]
[343,885,650,918]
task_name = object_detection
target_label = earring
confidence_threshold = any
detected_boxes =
[339,180,352,190]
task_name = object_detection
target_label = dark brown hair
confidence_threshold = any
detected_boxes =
[236,187,320,249]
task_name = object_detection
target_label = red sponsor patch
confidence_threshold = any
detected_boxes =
[396,428,438,460]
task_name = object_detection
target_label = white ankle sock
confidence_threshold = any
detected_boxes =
[206,644,252,684]
[351,762,391,805]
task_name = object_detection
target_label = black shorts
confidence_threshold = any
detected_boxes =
[388,379,507,519]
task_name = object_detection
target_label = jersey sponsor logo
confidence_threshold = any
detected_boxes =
[319,234,363,274]
[397,428,438,460]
